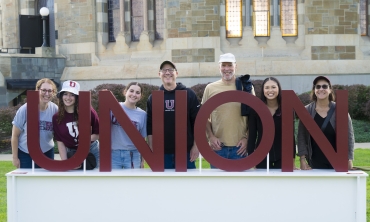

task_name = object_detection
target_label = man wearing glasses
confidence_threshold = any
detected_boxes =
[201,53,255,168]
[146,60,200,169]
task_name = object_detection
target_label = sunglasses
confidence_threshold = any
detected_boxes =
[315,84,329,90]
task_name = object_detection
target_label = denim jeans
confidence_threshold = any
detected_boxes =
[164,153,196,169]
[211,146,245,169]
[111,150,141,169]
[18,148,54,169]
[67,140,100,168]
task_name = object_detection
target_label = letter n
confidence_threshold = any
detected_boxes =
[99,91,164,172]
[28,91,91,171]
[281,90,348,172]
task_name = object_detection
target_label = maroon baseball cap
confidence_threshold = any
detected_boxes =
[313,76,331,85]
[160,60,177,70]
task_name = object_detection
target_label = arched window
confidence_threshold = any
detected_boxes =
[226,0,243,38]
[131,0,144,41]
[360,0,368,36]
[280,0,297,36]
[35,0,55,46]
[155,0,164,39]
[108,0,120,42]
[253,0,270,36]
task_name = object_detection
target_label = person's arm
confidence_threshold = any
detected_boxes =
[247,110,258,155]
[11,125,21,168]
[297,120,311,170]
[347,113,355,170]
[147,135,153,151]
[56,141,68,160]
[189,141,199,162]
[206,120,222,150]
[91,134,99,142]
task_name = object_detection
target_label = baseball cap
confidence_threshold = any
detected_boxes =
[313,76,331,85]
[219,53,236,63]
[160,60,177,70]
[58,80,80,97]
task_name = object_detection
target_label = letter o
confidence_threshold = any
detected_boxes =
[194,91,275,171]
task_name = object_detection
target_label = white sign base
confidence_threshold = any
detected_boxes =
[6,169,368,222]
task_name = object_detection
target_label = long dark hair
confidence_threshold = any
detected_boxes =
[260,77,282,105]
[57,93,79,125]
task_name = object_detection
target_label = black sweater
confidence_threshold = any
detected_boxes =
[146,83,200,154]
[247,107,296,164]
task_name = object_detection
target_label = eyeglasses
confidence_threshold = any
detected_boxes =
[40,89,54,94]
[315,84,329,90]
[160,69,175,73]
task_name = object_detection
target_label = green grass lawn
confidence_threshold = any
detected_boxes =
[1,150,369,221]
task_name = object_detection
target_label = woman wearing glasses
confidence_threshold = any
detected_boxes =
[11,78,58,168]
[52,80,100,169]
[297,76,354,170]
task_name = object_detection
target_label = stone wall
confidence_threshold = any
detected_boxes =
[166,0,220,38]
[311,46,356,60]
[1,0,19,48]
[10,57,65,79]
[55,0,96,44]
[305,0,358,35]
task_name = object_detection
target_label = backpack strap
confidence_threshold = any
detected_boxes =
[321,103,336,131]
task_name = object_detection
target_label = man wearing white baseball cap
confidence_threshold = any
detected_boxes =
[53,80,100,169]
[201,53,255,168]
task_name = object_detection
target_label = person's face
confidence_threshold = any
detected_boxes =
[38,83,55,104]
[314,79,331,101]
[125,85,142,105]
[62,92,76,107]
[159,64,178,86]
[219,62,236,81]
[263,80,279,101]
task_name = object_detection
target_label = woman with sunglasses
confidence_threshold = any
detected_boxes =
[53,80,100,168]
[297,76,354,170]
[11,78,58,168]
[247,77,297,169]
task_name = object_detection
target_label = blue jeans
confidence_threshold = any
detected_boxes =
[18,148,54,169]
[211,146,245,169]
[67,140,100,168]
[164,153,195,169]
[111,150,141,169]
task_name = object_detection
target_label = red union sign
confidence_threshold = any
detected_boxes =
[27,90,349,172]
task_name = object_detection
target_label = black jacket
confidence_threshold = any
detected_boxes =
[235,74,253,116]
[146,83,200,154]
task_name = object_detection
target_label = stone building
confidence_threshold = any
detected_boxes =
[0,0,370,107]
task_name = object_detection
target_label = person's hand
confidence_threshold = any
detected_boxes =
[300,158,311,170]
[348,160,353,170]
[209,136,222,151]
[189,145,199,162]
[236,137,247,156]
[12,158,20,168]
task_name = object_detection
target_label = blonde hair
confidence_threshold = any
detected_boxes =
[35,78,57,93]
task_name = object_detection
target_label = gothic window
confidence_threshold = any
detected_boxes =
[360,0,367,36]
[253,0,270,36]
[108,0,120,42]
[226,0,243,38]
[131,0,144,41]
[280,0,297,36]
[155,0,164,39]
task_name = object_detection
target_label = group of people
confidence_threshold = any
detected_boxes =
[11,53,355,170]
